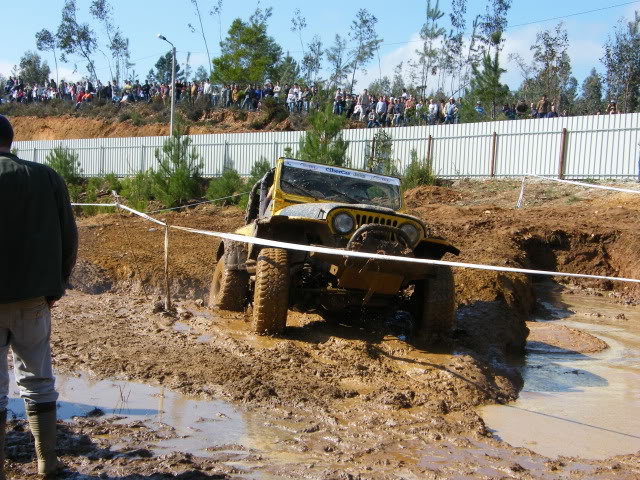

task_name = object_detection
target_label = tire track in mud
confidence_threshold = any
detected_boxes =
[49,185,640,478]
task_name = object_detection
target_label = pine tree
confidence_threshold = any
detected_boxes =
[416,0,446,97]
[469,41,509,119]
[212,5,282,85]
[151,127,203,207]
[297,105,349,166]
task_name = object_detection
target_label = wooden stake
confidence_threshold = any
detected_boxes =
[558,127,568,179]
[164,225,172,311]
[490,132,498,177]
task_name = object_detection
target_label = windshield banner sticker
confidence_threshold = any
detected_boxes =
[284,159,401,186]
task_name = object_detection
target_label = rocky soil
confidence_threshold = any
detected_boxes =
[4,179,640,479]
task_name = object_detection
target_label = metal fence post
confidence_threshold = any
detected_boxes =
[369,136,376,170]
[33,147,38,164]
[490,132,498,177]
[223,141,229,174]
[558,128,568,179]
[140,145,145,172]
[426,135,433,163]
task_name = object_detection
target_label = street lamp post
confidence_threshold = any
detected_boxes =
[157,34,176,137]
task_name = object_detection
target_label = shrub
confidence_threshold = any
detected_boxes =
[206,168,245,206]
[130,110,145,126]
[368,131,399,176]
[150,128,203,207]
[82,178,100,216]
[45,146,83,185]
[151,98,166,112]
[297,104,349,166]
[118,111,132,122]
[261,97,289,123]
[250,97,290,129]
[181,95,211,122]
[102,173,123,193]
[121,170,155,212]
[403,149,437,189]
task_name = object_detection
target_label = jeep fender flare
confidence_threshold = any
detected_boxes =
[217,241,248,271]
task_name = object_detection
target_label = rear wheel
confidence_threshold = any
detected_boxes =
[252,248,290,335]
[413,266,456,345]
[209,258,248,311]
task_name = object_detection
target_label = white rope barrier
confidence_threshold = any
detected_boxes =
[146,192,250,214]
[71,203,118,207]
[171,225,640,285]
[116,204,167,226]
[71,202,640,285]
[525,174,640,195]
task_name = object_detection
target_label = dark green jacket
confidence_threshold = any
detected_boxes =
[0,152,78,303]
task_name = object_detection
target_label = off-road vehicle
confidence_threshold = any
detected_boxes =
[209,158,459,343]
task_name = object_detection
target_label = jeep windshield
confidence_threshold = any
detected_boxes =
[280,159,402,210]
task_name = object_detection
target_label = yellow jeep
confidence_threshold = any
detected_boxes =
[209,158,459,343]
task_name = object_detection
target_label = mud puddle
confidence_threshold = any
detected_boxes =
[481,284,640,460]
[5,370,282,463]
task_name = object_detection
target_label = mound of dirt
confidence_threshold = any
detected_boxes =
[11,109,294,141]
[527,322,609,354]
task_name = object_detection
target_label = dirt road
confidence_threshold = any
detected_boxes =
[4,179,640,478]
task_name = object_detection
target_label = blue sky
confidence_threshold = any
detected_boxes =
[1,0,638,92]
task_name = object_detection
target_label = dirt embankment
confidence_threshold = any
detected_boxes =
[10,109,294,141]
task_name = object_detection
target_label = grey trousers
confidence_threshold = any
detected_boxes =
[0,297,58,410]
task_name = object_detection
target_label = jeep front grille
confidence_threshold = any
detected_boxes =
[354,214,399,229]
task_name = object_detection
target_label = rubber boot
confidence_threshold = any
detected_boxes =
[25,402,63,477]
[0,409,6,480]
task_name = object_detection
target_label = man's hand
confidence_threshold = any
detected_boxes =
[47,300,57,310]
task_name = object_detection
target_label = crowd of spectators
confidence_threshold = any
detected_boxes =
[2,76,625,125]
[1,76,324,113]
[333,88,466,127]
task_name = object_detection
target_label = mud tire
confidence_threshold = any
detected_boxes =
[209,258,248,311]
[413,266,456,345]
[252,248,290,335]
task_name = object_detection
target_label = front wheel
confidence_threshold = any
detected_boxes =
[252,248,290,335]
[412,266,456,345]
[209,258,248,311]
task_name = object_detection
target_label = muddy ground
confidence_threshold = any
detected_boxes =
[4,179,640,479]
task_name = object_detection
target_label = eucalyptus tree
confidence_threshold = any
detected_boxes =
[326,34,350,89]
[188,0,213,77]
[56,0,98,82]
[601,11,640,113]
[290,8,307,57]
[348,9,383,93]
[478,0,511,54]
[90,0,132,85]
[35,29,60,85]
[209,0,224,47]
[303,35,323,83]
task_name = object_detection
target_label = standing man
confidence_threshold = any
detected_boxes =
[536,95,549,118]
[0,115,77,477]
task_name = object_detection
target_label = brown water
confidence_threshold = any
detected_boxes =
[6,370,283,474]
[481,286,640,460]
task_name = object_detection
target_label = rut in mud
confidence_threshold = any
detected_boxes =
[6,180,640,479]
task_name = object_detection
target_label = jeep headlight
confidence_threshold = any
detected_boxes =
[333,213,355,234]
[400,223,420,244]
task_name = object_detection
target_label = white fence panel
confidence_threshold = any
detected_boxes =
[12,112,640,180]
